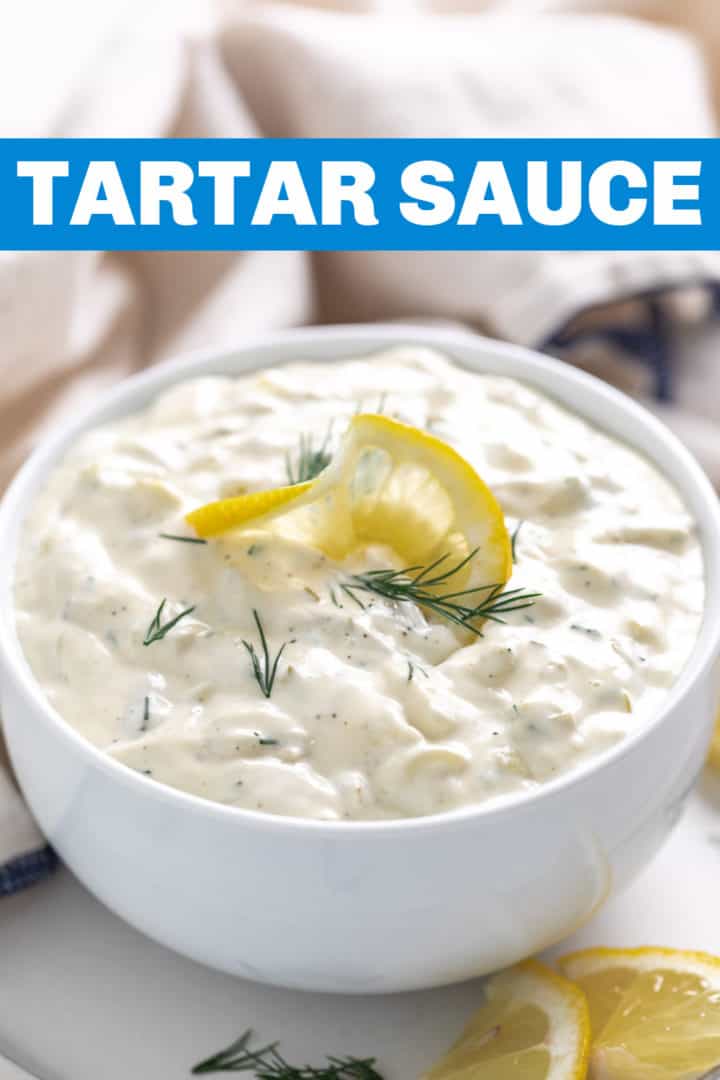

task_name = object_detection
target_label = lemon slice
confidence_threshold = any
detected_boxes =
[708,711,720,771]
[186,414,511,589]
[559,946,720,1078]
[185,480,314,538]
[423,960,590,1080]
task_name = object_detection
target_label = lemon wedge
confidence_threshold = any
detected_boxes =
[559,946,720,1078]
[423,960,590,1080]
[186,414,511,589]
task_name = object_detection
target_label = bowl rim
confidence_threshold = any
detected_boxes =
[2,322,719,836]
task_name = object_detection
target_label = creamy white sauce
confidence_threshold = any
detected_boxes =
[14,348,704,820]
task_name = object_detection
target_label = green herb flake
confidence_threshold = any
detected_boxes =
[406,659,428,682]
[570,623,602,639]
[510,521,524,563]
[340,585,367,611]
[159,532,208,545]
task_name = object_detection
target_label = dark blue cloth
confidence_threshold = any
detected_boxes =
[0,845,57,896]
[544,296,676,402]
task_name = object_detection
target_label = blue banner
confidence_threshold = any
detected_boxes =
[0,138,716,250]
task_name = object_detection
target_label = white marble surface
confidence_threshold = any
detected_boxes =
[1,766,719,1080]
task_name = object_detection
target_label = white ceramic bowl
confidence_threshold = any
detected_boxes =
[2,325,719,994]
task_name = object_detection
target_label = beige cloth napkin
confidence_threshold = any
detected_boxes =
[3,0,720,884]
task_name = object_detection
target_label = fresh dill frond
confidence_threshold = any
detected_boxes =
[242,610,293,699]
[158,532,208,545]
[342,550,540,636]
[143,598,196,646]
[192,1029,384,1077]
[285,426,333,485]
[510,521,524,563]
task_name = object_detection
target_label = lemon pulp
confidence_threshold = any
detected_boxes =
[559,946,720,1079]
[423,960,590,1080]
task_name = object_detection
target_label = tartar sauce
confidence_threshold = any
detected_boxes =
[14,348,704,820]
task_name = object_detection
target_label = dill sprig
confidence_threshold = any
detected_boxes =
[341,549,540,636]
[143,598,196,646]
[159,532,208,545]
[242,610,293,698]
[192,1029,384,1077]
[285,427,333,485]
